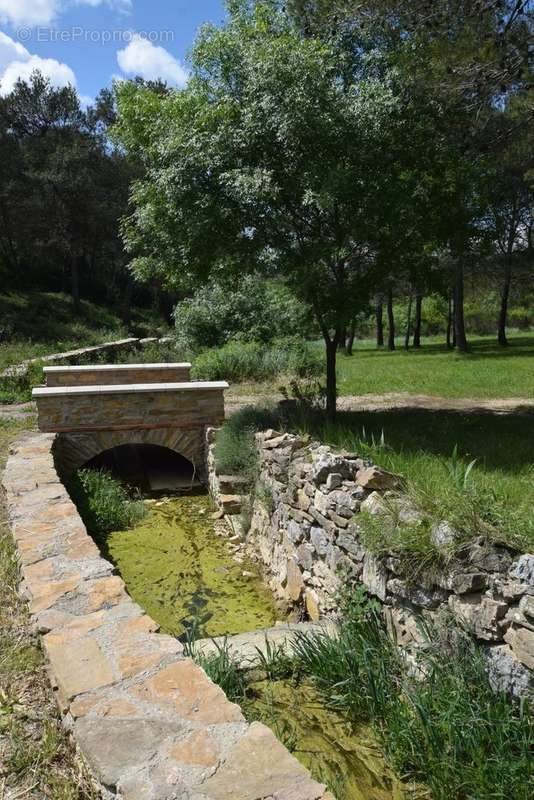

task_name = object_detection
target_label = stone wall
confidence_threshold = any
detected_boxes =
[43,363,192,387]
[2,432,334,800]
[33,381,228,433]
[208,428,534,700]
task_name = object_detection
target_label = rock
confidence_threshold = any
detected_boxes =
[313,489,331,517]
[325,473,343,491]
[385,606,426,649]
[297,543,314,571]
[386,578,448,610]
[450,572,488,595]
[296,488,311,512]
[219,495,242,516]
[211,509,225,520]
[468,539,512,573]
[430,521,457,549]
[218,475,250,494]
[360,491,386,516]
[286,519,304,545]
[356,466,402,491]
[362,554,388,601]
[486,644,533,699]
[310,526,330,557]
[519,594,534,621]
[448,593,508,641]
[286,559,305,602]
[326,544,343,573]
[329,488,364,518]
[336,527,365,560]
[509,554,534,590]
[305,589,321,621]
[312,452,356,486]
[504,625,534,670]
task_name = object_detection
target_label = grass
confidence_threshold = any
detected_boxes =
[0,290,171,403]
[68,468,146,540]
[290,592,533,800]
[0,417,97,798]
[335,333,534,399]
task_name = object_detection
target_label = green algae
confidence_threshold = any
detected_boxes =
[243,680,411,800]
[104,493,280,639]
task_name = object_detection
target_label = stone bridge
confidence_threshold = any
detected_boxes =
[32,363,228,481]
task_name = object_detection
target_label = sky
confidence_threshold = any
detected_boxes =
[0,0,227,104]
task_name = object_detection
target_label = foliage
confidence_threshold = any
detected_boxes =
[213,406,278,478]
[292,591,534,800]
[68,469,145,537]
[184,639,246,703]
[192,338,323,383]
[175,276,311,349]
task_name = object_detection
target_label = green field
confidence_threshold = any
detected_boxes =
[336,335,534,399]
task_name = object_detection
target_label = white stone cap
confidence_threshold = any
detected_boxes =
[33,380,229,397]
[43,363,191,372]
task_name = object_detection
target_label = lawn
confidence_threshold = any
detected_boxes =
[336,334,534,399]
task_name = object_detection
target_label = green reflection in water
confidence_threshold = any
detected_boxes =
[105,494,279,639]
[243,680,412,800]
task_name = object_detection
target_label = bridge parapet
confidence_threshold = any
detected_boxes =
[32,381,228,434]
[43,362,191,387]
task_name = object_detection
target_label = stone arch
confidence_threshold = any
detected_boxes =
[53,427,207,482]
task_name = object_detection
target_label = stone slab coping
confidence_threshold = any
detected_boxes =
[43,363,192,373]
[32,380,229,398]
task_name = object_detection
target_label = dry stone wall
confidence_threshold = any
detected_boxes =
[2,432,334,800]
[208,429,534,700]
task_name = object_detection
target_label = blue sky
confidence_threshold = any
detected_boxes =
[0,1,227,103]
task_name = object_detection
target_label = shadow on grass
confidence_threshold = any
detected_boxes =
[297,407,534,473]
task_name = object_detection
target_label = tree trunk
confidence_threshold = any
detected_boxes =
[71,257,81,314]
[498,257,512,347]
[338,327,347,351]
[413,294,423,348]
[404,293,413,350]
[346,321,356,356]
[446,290,453,349]
[387,288,395,351]
[376,300,384,347]
[122,277,133,329]
[325,335,339,421]
[453,260,468,352]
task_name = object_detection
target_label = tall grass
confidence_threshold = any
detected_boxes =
[214,406,278,477]
[292,591,534,800]
[68,468,145,538]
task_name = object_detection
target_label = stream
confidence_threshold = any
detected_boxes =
[102,491,412,800]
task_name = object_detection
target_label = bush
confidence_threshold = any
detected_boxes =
[192,337,323,383]
[174,276,312,350]
[68,468,145,537]
[214,406,277,477]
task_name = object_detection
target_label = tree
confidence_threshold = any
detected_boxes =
[115,2,417,417]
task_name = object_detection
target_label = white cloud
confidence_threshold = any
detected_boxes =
[0,30,30,72]
[0,31,77,97]
[0,54,76,95]
[0,0,130,27]
[0,0,60,26]
[117,35,188,87]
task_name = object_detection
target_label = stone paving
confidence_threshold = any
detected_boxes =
[2,432,333,800]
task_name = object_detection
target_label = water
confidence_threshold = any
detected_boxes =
[105,493,279,639]
[243,680,412,800]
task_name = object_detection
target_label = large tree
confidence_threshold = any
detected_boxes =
[116,1,440,416]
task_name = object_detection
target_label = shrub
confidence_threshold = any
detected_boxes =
[68,469,145,537]
[191,338,323,383]
[174,276,312,350]
[213,406,278,477]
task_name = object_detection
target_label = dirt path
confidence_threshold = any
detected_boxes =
[0,401,36,421]
[225,391,534,416]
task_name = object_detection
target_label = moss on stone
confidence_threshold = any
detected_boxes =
[105,494,279,639]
